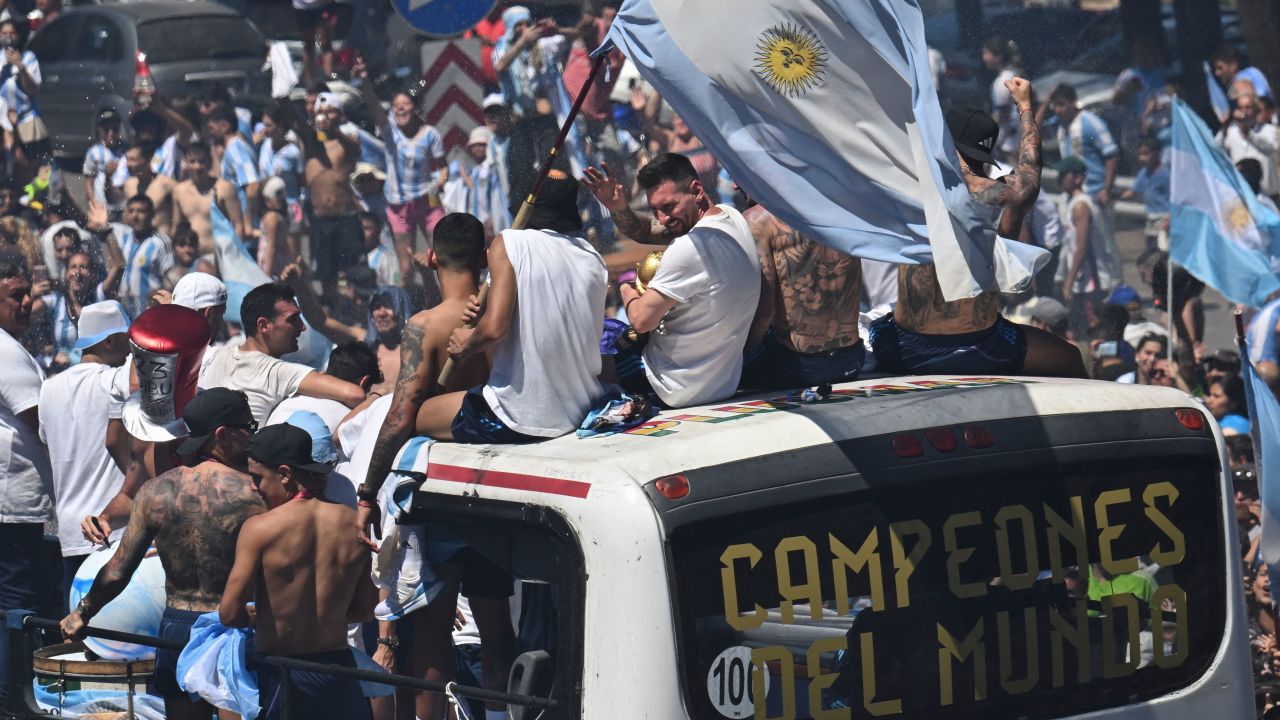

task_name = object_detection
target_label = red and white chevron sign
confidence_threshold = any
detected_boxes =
[420,38,486,154]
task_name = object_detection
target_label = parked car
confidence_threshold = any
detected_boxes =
[28,1,268,160]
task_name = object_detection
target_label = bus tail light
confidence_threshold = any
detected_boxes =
[925,428,958,452]
[656,474,690,500]
[892,433,924,458]
[963,424,995,448]
[1175,408,1205,431]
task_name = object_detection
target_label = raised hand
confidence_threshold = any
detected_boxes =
[1005,77,1032,111]
[582,163,628,213]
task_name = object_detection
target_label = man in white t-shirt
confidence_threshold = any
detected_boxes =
[0,250,52,704]
[198,282,365,425]
[38,301,131,603]
[586,153,759,408]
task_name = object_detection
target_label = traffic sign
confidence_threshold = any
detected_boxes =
[392,0,499,38]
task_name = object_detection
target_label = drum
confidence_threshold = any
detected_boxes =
[68,549,167,661]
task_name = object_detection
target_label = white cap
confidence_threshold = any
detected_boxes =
[74,300,130,351]
[482,93,506,111]
[353,162,386,182]
[173,272,227,310]
[262,176,286,206]
[316,92,344,112]
[468,126,492,147]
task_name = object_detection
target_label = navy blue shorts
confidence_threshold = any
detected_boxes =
[613,337,665,406]
[257,649,370,720]
[868,313,1027,375]
[153,607,203,699]
[450,389,542,444]
[740,334,865,391]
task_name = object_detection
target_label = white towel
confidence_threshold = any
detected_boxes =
[267,42,298,99]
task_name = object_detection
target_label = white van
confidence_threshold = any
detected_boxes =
[406,375,1251,719]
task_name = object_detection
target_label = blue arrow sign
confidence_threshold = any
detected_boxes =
[393,0,499,38]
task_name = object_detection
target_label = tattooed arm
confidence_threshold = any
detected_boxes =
[362,318,432,500]
[62,475,166,639]
[745,206,778,350]
[995,78,1042,238]
[581,164,672,245]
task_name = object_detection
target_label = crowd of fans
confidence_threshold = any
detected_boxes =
[0,0,1275,717]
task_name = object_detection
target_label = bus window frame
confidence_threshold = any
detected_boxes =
[408,492,587,719]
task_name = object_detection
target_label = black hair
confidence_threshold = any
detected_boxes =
[126,194,154,213]
[0,248,28,280]
[171,222,198,247]
[1097,304,1129,340]
[184,141,212,160]
[262,100,292,126]
[1227,434,1255,465]
[1137,137,1163,155]
[637,152,700,192]
[125,139,155,156]
[982,35,1021,70]
[1135,332,1168,356]
[327,342,382,386]
[241,283,296,338]
[1237,158,1264,195]
[208,104,238,129]
[432,213,487,271]
[52,227,82,249]
[0,18,29,50]
[1048,84,1077,105]
[1212,43,1242,66]
[1210,374,1248,417]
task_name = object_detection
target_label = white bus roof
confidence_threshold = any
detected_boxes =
[415,376,1209,502]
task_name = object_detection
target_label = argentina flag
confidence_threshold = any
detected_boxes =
[602,0,1048,300]
[1242,343,1280,590]
[1170,98,1280,308]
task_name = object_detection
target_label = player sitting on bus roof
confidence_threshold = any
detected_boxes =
[867,78,1086,378]
[739,200,866,391]
[584,153,761,407]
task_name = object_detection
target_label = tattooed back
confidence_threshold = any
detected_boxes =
[141,461,266,610]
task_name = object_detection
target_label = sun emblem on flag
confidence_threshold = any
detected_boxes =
[1223,198,1254,235]
[754,23,828,97]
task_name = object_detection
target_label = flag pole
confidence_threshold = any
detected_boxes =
[438,52,610,387]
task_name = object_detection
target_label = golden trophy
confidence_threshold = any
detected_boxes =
[617,251,664,350]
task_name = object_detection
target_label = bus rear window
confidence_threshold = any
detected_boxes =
[669,458,1224,720]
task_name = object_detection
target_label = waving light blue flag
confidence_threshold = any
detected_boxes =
[1205,61,1230,124]
[1170,98,1280,308]
[1242,344,1280,584]
[602,0,1047,300]
[210,200,332,369]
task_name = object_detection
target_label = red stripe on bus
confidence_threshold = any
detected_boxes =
[429,464,592,499]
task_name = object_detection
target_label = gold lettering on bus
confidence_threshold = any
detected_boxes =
[994,505,1040,590]
[1095,490,1140,576]
[752,646,795,720]
[776,536,823,624]
[1101,594,1142,679]
[831,530,885,614]
[944,511,986,599]
[808,636,848,720]
[859,632,903,716]
[997,607,1039,695]
[888,520,931,608]
[1152,584,1190,669]
[938,619,986,706]
[721,544,766,631]
[1049,598,1090,686]
[1044,497,1089,582]
[1143,482,1186,566]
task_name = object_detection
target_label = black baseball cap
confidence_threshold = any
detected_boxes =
[248,423,334,474]
[526,174,583,234]
[177,388,252,456]
[946,107,999,166]
[96,107,122,127]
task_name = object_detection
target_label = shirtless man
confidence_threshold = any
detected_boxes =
[221,423,375,720]
[172,142,244,258]
[122,141,176,236]
[287,100,363,301]
[868,77,1086,378]
[741,204,865,390]
[62,388,266,720]
[356,213,507,720]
